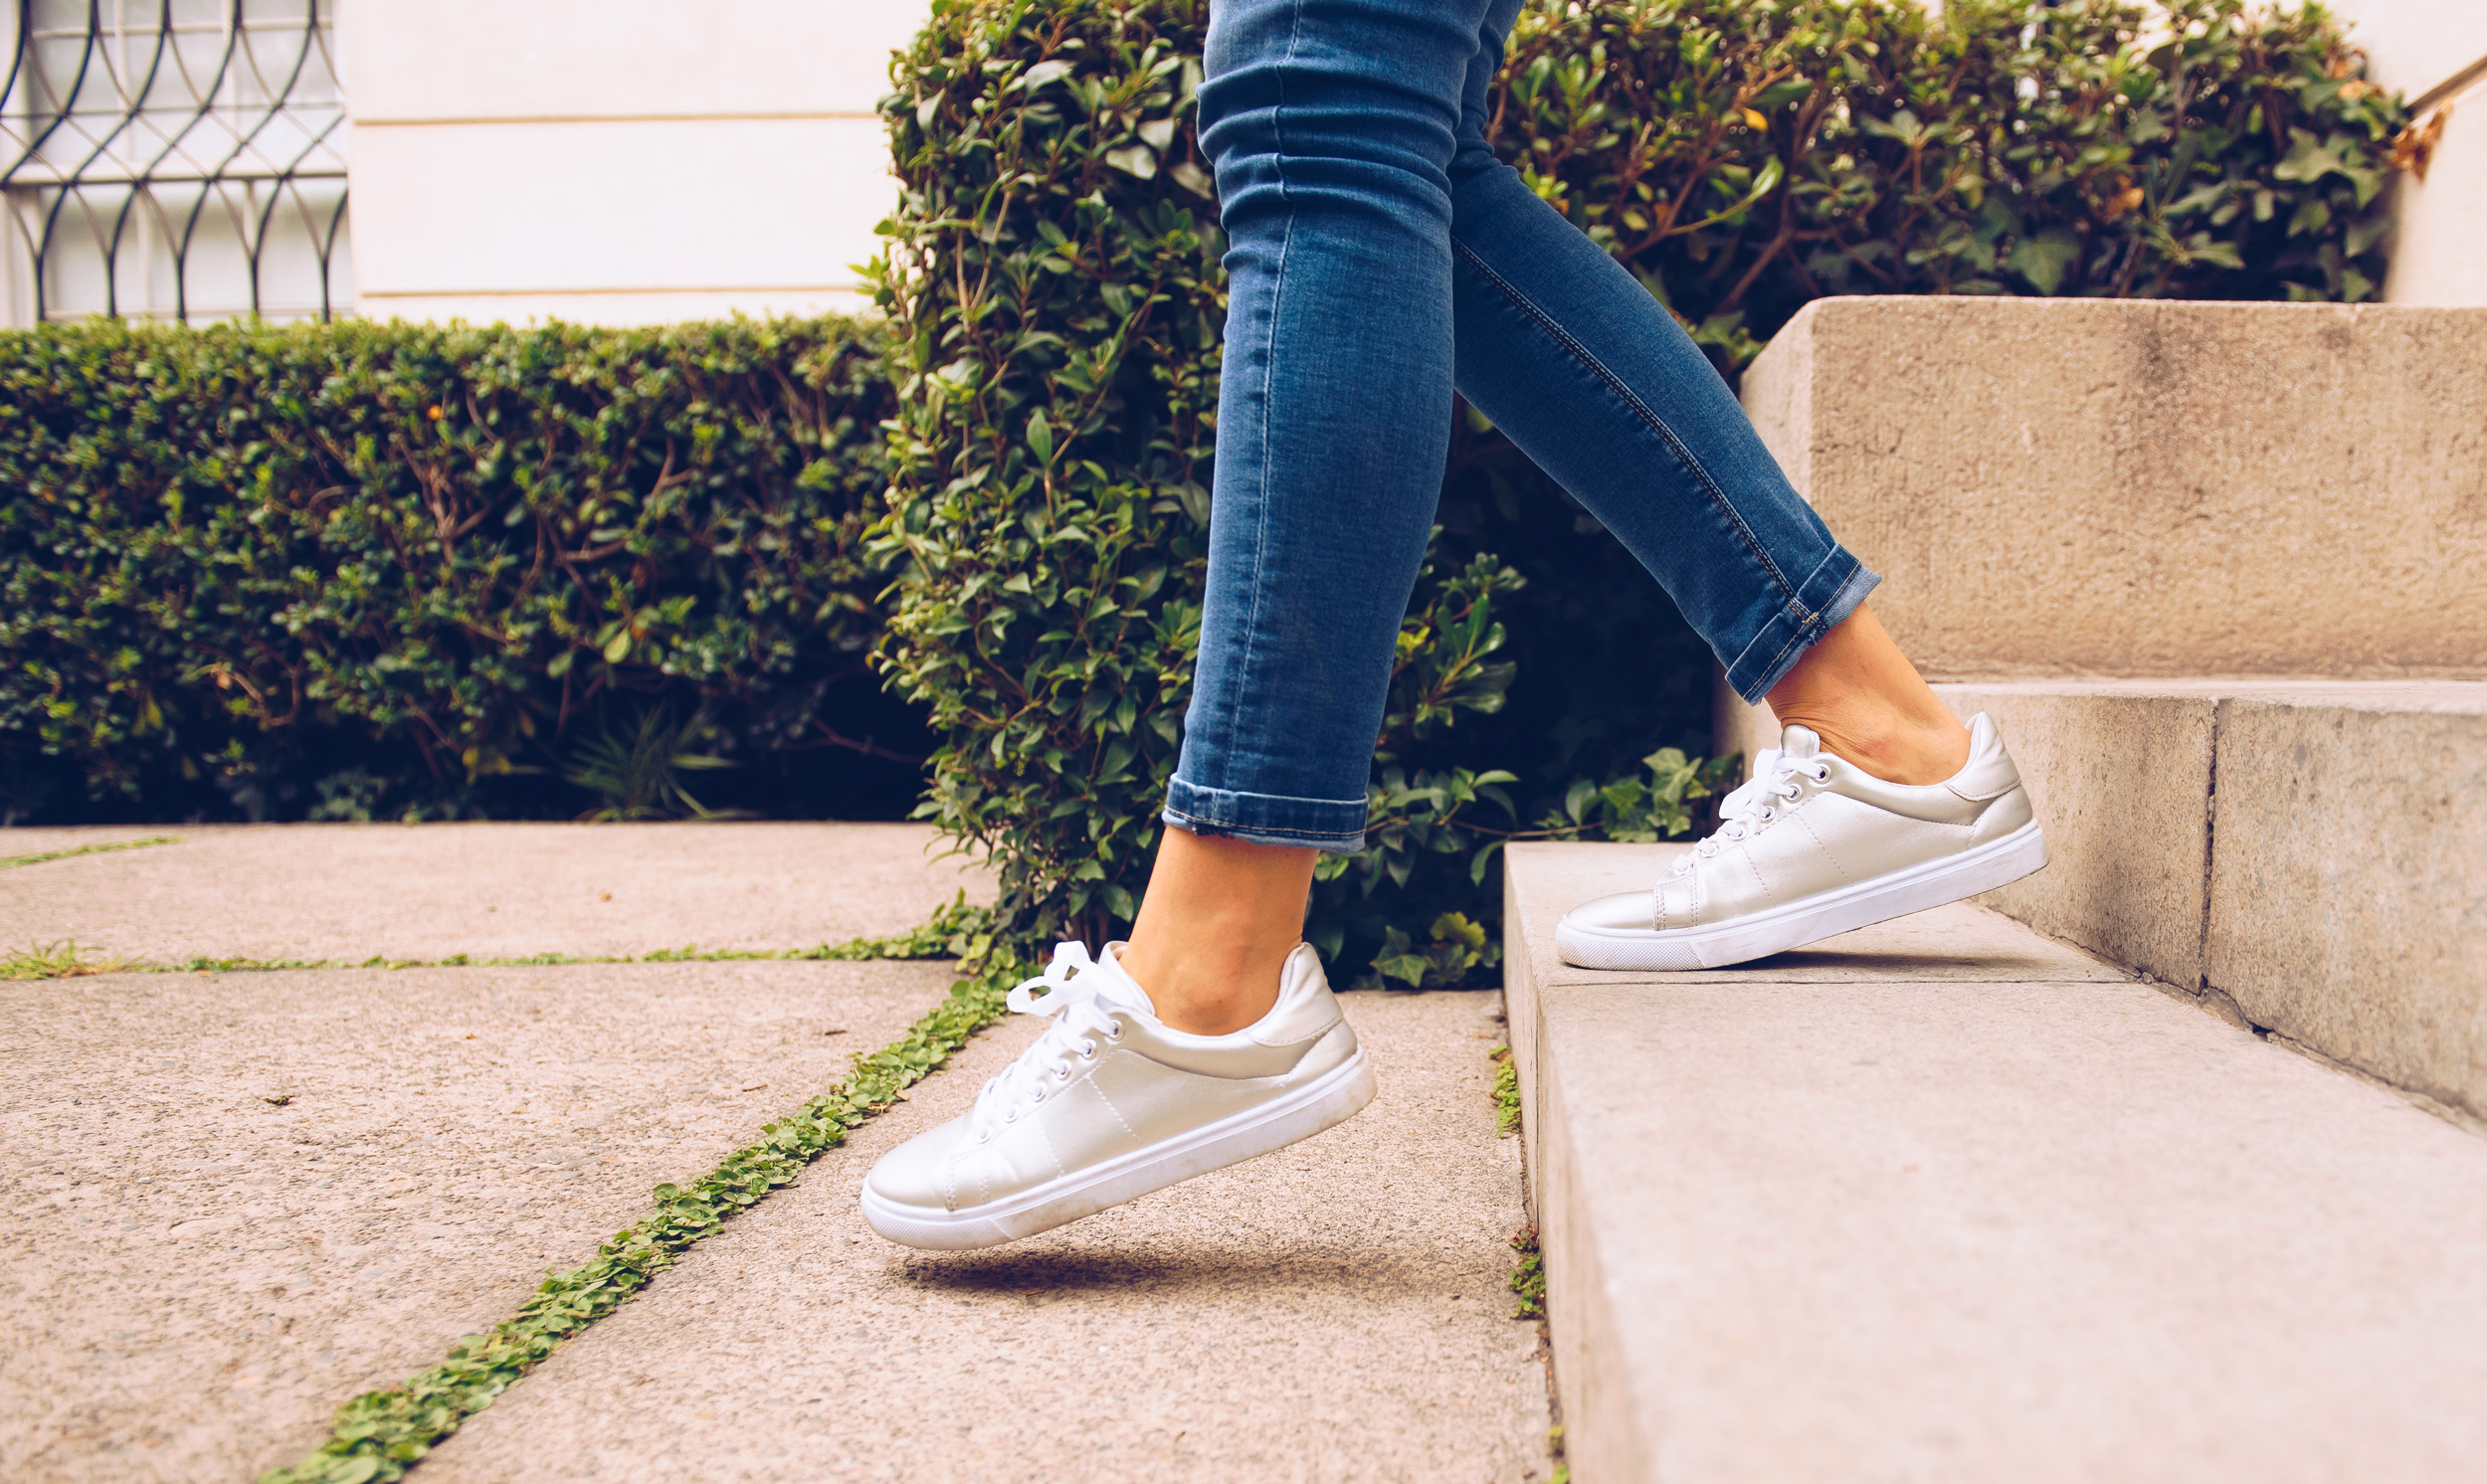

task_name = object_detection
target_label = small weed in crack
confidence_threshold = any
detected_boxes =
[259,943,1026,1484]
[1510,1225,1547,1320]
[0,835,178,871]
[1489,1043,1520,1136]
[0,941,120,980]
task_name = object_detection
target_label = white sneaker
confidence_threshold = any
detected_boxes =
[861,939,1375,1249]
[1557,712,2047,971]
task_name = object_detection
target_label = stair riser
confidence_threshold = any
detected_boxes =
[1716,681,2487,1121]
[1742,296,2487,681]
[2207,698,2487,1114]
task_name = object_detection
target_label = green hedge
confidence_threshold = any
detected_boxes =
[869,0,2405,982]
[1502,0,2405,372]
[0,316,908,823]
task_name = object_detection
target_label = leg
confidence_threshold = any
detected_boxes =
[1423,11,2035,972]
[1434,6,1965,781]
[1125,0,1500,1030]
[1765,605,1969,785]
[864,0,1490,1241]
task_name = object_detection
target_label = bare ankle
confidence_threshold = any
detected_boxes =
[1763,604,1969,786]
[1118,936,1282,1035]
[1792,709,1969,786]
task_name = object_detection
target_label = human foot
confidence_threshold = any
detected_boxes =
[861,940,1375,1249]
[1555,712,2046,971]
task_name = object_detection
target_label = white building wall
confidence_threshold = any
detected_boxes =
[2326,0,2487,306]
[339,0,928,325]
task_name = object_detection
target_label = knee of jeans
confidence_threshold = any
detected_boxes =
[1201,68,1458,192]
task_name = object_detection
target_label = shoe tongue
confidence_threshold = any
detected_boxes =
[1779,724,1822,760]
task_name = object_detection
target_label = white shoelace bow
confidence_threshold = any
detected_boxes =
[1672,747,1832,874]
[969,942,1126,1137]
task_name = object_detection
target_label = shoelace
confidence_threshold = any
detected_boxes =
[967,941,1127,1139]
[1671,747,1832,874]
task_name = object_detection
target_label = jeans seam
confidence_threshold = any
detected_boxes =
[1218,0,1309,794]
[1728,549,1837,679]
[1450,236,1804,610]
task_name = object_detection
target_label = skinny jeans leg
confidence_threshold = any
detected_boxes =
[1169,0,1875,853]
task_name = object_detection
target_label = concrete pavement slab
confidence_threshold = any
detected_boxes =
[419,990,1554,1484]
[0,959,962,1483]
[0,823,991,964]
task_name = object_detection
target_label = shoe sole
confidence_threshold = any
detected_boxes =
[1556,821,2048,971]
[860,1047,1379,1251]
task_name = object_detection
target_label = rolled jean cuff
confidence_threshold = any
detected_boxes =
[1163,777,1370,854]
[1724,547,1882,704]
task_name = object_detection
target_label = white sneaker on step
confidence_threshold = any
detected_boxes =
[861,939,1375,1250]
[1557,711,2047,971]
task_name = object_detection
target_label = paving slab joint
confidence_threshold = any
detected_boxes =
[2258,1024,2487,1141]
[257,944,1031,1484]
[0,833,178,870]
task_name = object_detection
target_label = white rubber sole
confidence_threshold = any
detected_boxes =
[860,1048,1379,1251]
[1557,821,2049,971]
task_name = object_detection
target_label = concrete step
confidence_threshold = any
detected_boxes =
[1738,295,2487,681]
[1502,841,2487,1484]
[1717,680,2487,1124]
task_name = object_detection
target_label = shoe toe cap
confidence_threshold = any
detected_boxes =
[1563,888,1655,934]
[863,1120,965,1210]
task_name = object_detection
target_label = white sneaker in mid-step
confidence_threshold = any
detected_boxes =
[861,939,1374,1250]
[1558,711,2047,971]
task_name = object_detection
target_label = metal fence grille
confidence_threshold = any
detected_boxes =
[1,0,350,326]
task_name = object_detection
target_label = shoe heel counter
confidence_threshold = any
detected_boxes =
[1249,943,1345,1050]
[1292,1017,1361,1080]
[1972,783,2036,843]
[1946,712,2027,804]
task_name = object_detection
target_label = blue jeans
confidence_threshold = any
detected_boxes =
[1163,0,1878,853]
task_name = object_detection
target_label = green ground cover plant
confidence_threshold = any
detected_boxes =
[0,890,996,980]
[0,833,175,868]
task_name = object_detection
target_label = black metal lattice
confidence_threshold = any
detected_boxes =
[2,0,349,325]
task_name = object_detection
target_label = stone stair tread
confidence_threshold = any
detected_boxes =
[1504,841,2487,1483]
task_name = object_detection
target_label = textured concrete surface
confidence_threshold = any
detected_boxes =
[1505,842,2487,1484]
[1500,842,2127,1215]
[0,823,991,963]
[419,990,1554,1484]
[1935,682,2216,990]
[0,959,960,1483]
[2205,687,2487,1120]
[1741,296,2487,680]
